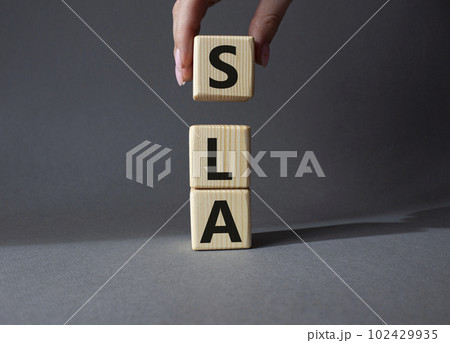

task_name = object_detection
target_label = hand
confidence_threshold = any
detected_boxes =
[173,0,293,86]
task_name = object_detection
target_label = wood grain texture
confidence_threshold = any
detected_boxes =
[190,189,251,250]
[193,35,254,102]
[189,125,251,189]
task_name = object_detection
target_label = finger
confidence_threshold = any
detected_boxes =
[173,0,219,85]
[181,64,193,84]
[248,0,292,66]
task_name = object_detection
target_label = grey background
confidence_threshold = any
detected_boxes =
[1,0,449,324]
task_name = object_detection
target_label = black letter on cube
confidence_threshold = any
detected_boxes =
[200,200,242,243]
[209,45,238,89]
[207,138,232,180]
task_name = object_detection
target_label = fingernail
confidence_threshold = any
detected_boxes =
[175,48,182,71]
[174,49,185,86]
[261,43,270,67]
[175,65,185,86]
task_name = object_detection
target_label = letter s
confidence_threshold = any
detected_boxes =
[209,45,238,89]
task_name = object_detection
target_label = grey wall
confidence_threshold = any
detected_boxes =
[1,0,449,233]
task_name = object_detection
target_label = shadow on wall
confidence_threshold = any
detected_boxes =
[252,205,450,249]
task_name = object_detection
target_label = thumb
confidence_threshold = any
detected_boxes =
[248,0,292,67]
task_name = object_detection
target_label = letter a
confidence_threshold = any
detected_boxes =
[200,200,242,243]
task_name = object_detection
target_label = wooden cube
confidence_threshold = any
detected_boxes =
[193,35,254,102]
[189,125,251,189]
[190,189,251,250]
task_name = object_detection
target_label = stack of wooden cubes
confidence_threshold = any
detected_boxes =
[189,35,255,250]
